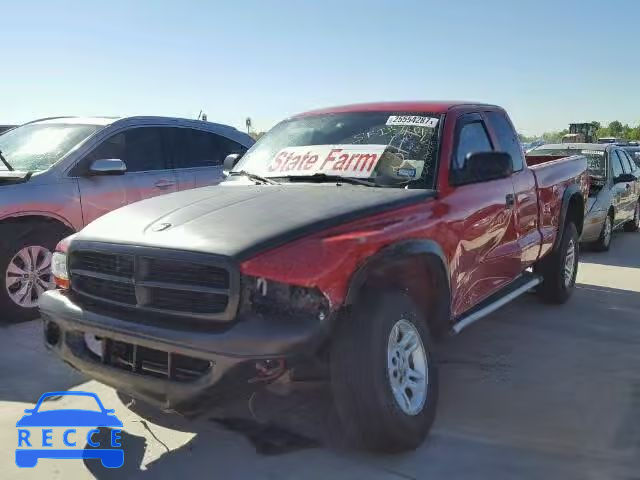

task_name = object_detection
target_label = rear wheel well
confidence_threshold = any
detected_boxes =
[346,255,451,339]
[565,193,584,235]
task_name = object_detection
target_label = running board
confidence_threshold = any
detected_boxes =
[452,274,542,334]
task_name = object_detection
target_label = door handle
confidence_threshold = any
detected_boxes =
[505,193,515,208]
[154,180,175,189]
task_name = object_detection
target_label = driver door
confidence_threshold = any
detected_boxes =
[448,113,521,317]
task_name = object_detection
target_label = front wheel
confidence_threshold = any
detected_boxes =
[0,223,69,322]
[330,290,438,453]
[536,222,579,304]
[592,214,612,251]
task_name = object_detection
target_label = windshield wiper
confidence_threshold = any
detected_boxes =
[0,150,13,171]
[229,170,279,185]
[283,173,377,187]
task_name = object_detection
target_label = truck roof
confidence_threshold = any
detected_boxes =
[296,101,500,117]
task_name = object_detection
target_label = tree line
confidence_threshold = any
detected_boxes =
[521,121,640,143]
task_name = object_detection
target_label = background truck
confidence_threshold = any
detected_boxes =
[41,101,588,453]
[562,122,597,143]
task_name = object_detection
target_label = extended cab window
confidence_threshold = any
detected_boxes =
[86,127,167,172]
[485,111,524,171]
[234,111,442,189]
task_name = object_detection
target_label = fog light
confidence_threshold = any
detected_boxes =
[44,321,61,346]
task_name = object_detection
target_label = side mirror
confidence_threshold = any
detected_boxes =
[614,173,635,183]
[459,151,513,184]
[88,158,127,176]
[223,153,242,175]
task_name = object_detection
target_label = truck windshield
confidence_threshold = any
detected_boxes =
[0,123,102,172]
[234,111,442,189]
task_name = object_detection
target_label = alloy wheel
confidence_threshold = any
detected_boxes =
[5,246,54,308]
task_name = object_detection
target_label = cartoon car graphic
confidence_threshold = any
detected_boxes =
[16,391,124,468]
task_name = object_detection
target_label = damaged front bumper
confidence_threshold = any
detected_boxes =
[39,290,331,411]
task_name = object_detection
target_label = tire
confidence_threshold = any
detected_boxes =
[592,213,613,251]
[330,290,438,453]
[0,222,70,322]
[624,201,639,232]
[536,222,579,304]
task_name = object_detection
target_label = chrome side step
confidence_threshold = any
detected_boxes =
[452,276,542,334]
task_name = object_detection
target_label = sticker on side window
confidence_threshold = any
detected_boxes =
[386,115,439,128]
[265,144,387,178]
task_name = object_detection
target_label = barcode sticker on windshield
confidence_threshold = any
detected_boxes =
[386,115,439,128]
[581,150,605,155]
[264,144,387,178]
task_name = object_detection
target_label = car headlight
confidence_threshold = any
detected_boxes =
[241,275,329,321]
[51,234,76,289]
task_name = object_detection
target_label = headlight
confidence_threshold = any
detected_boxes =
[51,252,69,288]
[242,276,329,321]
[51,234,76,289]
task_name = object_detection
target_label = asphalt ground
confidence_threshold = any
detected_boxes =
[1,231,639,479]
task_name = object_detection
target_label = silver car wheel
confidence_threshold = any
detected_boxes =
[563,239,576,288]
[5,246,54,308]
[603,216,612,247]
[387,318,428,416]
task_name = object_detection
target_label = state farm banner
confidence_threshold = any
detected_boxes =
[264,145,387,178]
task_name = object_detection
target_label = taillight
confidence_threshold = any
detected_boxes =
[51,235,76,289]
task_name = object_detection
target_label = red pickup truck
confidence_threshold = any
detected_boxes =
[41,102,588,453]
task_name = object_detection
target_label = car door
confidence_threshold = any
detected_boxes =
[448,113,520,317]
[619,149,640,200]
[485,110,540,269]
[610,150,631,226]
[168,128,248,191]
[76,127,178,225]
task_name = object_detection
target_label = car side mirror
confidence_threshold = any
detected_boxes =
[461,151,513,184]
[223,153,242,175]
[614,173,635,183]
[88,158,127,176]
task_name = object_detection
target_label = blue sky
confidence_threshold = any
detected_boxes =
[2,0,638,135]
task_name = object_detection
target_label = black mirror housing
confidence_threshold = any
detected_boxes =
[453,151,513,185]
[615,173,635,183]
[223,153,242,175]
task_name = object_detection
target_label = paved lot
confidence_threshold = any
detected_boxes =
[1,232,640,479]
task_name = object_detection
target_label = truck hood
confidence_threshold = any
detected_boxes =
[78,183,434,260]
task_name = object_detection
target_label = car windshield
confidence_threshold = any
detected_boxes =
[530,148,606,176]
[0,123,102,172]
[234,111,442,189]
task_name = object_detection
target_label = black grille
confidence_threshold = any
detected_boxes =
[103,339,211,382]
[71,251,134,277]
[69,246,237,322]
[143,257,229,289]
[74,275,136,305]
[148,288,228,314]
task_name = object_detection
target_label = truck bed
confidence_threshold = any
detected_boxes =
[529,154,589,256]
